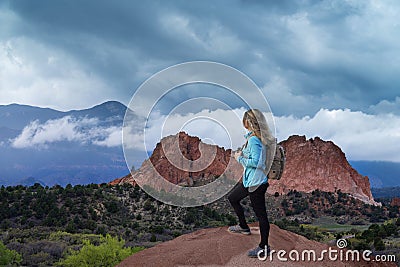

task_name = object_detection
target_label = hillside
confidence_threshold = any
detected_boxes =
[0,183,237,266]
[1,183,399,266]
[118,224,396,267]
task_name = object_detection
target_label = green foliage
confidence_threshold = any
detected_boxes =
[225,213,237,226]
[373,238,385,251]
[331,204,346,216]
[0,240,22,266]
[105,200,119,214]
[172,231,182,238]
[143,200,155,212]
[57,234,143,267]
[2,182,398,266]
[150,234,157,242]
[349,238,370,251]
[49,231,102,245]
[274,219,325,241]
[150,225,164,234]
[184,209,197,224]
[348,220,400,251]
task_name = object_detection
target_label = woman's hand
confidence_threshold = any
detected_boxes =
[234,150,242,160]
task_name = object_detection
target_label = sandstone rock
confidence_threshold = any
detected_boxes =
[110,132,243,205]
[267,135,379,206]
[111,133,378,205]
[391,197,400,207]
[109,174,137,186]
[147,132,239,186]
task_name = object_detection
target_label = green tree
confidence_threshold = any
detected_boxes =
[0,241,22,266]
[373,238,385,251]
[57,235,143,267]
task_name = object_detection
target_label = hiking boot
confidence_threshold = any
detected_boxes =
[248,245,271,258]
[228,225,251,235]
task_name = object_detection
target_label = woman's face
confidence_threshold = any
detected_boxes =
[243,118,250,130]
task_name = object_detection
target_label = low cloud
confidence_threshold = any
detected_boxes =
[125,108,400,163]
[275,109,400,162]
[11,116,122,148]
[369,97,400,115]
[11,108,400,163]
[91,126,122,147]
[123,108,248,152]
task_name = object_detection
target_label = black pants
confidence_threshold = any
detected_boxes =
[227,182,270,249]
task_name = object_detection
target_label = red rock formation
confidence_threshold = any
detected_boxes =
[111,133,378,205]
[148,132,236,186]
[110,132,243,196]
[108,174,136,186]
[391,197,400,207]
[267,135,379,206]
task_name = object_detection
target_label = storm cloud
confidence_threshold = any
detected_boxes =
[0,0,399,116]
[1,1,400,162]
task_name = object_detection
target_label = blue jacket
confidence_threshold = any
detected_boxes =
[237,135,268,188]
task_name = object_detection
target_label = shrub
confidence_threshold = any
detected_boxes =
[373,238,385,251]
[0,240,22,266]
[57,234,143,267]
[150,234,157,242]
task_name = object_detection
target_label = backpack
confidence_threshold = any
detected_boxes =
[241,137,286,180]
[267,143,286,180]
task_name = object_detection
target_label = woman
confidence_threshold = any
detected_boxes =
[227,109,274,258]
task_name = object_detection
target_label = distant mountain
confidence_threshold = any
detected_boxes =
[0,104,63,130]
[371,187,400,198]
[0,101,142,186]
[68,101,128,121]
[350,161,400,188]
[0,101,128,130]
[0,126,19,141]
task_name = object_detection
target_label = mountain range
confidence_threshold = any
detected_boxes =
[0,101,137,186]
[0,101,399,188]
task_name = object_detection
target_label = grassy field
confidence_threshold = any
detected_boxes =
[311,216,371,233]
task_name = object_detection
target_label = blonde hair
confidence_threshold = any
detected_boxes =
[243,109,275,146]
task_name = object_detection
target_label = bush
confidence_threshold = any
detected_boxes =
[57,234,143,267]
[150,225,164,234]
[225,214,237,226]
[172,231,182,238]
[0,240,22,266]
[150,234,157,242]
[373,238,385,251]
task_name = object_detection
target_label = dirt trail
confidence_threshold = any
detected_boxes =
[117,224,395,267]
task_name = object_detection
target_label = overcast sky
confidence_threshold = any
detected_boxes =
[1,0,400,161]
